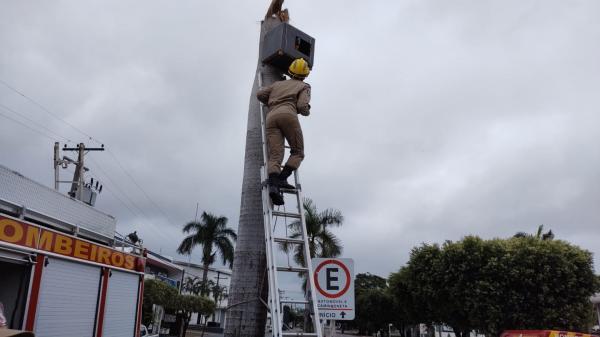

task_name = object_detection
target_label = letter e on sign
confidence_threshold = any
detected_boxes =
[312,258,355,320]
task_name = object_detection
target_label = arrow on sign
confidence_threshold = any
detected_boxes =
[340,312,346,318]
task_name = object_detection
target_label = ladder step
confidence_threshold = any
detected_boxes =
[274,237,305,245]
[280,299,309,304]
[282,333,318,337]
[280,187,299,194]
[277,266,308,273]
[272,211,301,219]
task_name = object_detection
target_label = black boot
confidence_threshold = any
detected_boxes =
[278,166,296,190]
[268,173,285,205]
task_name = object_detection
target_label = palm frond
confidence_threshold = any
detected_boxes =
[177,234,196,255]
[182,221,202,234]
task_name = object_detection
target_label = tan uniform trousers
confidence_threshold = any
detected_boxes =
[266,110,304,175]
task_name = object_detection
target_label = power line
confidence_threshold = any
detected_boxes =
[0,108,56,141]
[87,157,146,218]
[0,78,103,145]
[0,103,72,143]
[0,77,180,227]
[0,102,144,220]
[87,157,169,240]
[107,149,180,227]
[86,171,138,218]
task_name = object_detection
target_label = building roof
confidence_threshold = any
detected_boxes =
[173,260,232,276]
[146,250,184,273]
[0,164,116,244]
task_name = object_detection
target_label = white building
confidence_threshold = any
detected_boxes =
[592,293,600,330]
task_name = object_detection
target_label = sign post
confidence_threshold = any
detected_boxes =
[312,258,355,321]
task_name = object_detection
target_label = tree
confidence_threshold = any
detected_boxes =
[182,276,203,296]
[225,3,286,337]
[177,212,237,296]
[143,279,179,326]
[393,236,597,337]
[281,198,344,267]
[353,273,394,335]
[176,294,215,337]
[355,273,388,296]
[355,289,396,336]
[143,279,215,337]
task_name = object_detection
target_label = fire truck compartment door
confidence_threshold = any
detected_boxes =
[35,257,101,337]
[102,270,139,337]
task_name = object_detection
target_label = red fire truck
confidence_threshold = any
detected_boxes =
[0,164,146,337]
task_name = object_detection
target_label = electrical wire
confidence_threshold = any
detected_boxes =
[0,78,102,145]
[87,157,148,219]
[0,103,72,143]
[0,108,56,141]
[106,149,180,227]
[0,77,180,228]
[0,100,148,223]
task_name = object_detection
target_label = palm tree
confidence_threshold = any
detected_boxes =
[177,212,237,296]
[281,198,344,267]
[225,4,286,337]
[280,198,343,331]
[513,224,554,240]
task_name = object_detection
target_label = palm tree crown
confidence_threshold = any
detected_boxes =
[177,212,237,295]
[281,198,344,267]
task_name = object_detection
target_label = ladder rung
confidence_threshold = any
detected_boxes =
[282,333,318,337]
[279,187,299,194]
[277,266,308,273]
[274,237,304,245]
[272,211,301,219]
[280,299,309,304]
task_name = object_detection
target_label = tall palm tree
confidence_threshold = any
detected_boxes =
[281,198,344,280]
[177,212,237,296]
[225,4,286,337]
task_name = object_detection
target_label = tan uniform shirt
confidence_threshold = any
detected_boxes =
[257,78,311,116]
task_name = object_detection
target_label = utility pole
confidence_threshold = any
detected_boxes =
[54,142,60,190]
[62,143,104,200]
[54,142,104,205]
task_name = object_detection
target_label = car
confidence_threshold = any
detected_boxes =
[139,325,159,337]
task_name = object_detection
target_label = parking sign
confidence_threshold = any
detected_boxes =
[311,258,355,320]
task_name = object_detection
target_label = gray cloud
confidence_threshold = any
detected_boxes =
[1,0,598,277]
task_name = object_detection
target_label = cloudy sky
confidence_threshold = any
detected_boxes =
[1,0,599,278]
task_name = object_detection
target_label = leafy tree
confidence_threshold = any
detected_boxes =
[143,279,215,337]
[177,212,237,296]
[355,273,388,296]
[393,236,596,337]
[355,289,396,336]
[175,294,215,337]
[143,279,179,325]
[352,273,398,335]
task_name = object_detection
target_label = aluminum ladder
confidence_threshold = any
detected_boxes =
[258,71,322,337]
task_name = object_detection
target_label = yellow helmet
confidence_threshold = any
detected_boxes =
[288,58,310,78]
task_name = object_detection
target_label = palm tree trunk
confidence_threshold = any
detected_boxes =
[202,263,210,295]
[224,16,284,337]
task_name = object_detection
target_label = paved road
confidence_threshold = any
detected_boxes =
[185,329,368,337]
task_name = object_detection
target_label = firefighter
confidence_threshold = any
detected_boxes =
[257,58,311,205]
